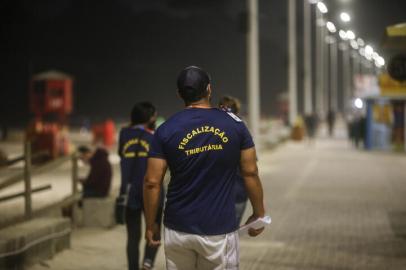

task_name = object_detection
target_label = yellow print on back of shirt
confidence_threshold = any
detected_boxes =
[122,138,149,158]
[185,144,223,156]
[178,126,228,156]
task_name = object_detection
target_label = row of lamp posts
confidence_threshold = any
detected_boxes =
[298,0,386,124]
[246,0,386,143]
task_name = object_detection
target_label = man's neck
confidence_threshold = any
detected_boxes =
[131,123,153,132]
[186,99,211,109]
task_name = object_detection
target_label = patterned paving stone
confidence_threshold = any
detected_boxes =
[29,138,406,270]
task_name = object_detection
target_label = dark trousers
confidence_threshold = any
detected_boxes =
[125,207,160,270]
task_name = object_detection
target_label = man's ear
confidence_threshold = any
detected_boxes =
[207,84,212,97]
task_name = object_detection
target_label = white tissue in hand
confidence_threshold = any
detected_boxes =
[238,216,272,236]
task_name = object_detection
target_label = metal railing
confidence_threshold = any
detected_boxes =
[0,142,80,227]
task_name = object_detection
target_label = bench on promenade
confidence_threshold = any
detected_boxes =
[0,217,71,269]
[82,197,116,228]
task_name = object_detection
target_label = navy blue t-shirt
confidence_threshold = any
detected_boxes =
[149,108,254,235]
[118,127,153,209]
[234,171,248,203]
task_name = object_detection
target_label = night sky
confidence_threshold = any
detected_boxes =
[1,0,405,126]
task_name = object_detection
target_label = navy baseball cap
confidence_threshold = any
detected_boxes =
[177,66,211,102]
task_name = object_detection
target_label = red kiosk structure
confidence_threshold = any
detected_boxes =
[27,70,73,159]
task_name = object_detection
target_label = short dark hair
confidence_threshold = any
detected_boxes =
[177,66,211,105]
[130,102,156,125]
[219,96,241,114]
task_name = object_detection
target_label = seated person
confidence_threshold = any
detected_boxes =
[78,146,112,198]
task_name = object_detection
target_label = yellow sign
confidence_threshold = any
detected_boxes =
[379,73,406,97]
[373,104,392,124]
[386,23,406,37]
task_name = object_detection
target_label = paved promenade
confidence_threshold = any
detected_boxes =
[29,137,406,270]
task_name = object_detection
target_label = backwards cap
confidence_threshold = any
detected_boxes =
[177,66,211,102]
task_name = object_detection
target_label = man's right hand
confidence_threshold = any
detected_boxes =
[244,214,265,237]
[145,223,161,247]
[240,147,266,237]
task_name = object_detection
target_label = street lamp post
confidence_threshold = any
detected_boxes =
[303,0,313,115]
[338,30,349,113]
[247,0,260,146]
[341,42,351,114]
[288,0,297,126]
[326,21,338,112]
[345,48,351,112]
[352,52,360,96]
[350,39,361,97]
[322,25,329,115]
[330,39,338,111]
[315,2,328,117]
[346,32,356,111]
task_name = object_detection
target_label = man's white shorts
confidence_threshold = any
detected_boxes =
[164,227,239,270]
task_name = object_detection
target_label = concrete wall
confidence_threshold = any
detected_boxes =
[0,217,71,269]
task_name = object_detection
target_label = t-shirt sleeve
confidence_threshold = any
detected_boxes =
[238,122,255,150]
[149,128,166,159]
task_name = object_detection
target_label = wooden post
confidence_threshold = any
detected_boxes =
[24,141,32,219]
[71,152,79,227]
[71,153,79,196]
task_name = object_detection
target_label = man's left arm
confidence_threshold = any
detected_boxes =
[143,157,167,247]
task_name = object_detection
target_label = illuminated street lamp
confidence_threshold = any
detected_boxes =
[372,52,379,61]
[365,45,374,56]
[364,45,374,62]
[354,98,364,109]
[346,30,355,40]
[340,12,351,23]
[339,30,348,40]
[363,45,375,74]
[326,21,336,33]
[317,2,328,14]
[376,56,385,67]
[357,38,365,47]
[350,40,359,50]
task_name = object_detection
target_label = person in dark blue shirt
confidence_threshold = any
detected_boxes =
[118,102,163,270]
[143,66,265,269]
[219,95,248,225]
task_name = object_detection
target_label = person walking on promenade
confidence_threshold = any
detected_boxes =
[327,110,336,137]
[218,95,248,225]
[118,102,164,270]
[143,66,266,270]
[304,112,318,144]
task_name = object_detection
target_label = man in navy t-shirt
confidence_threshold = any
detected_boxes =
[143,66,265,270]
